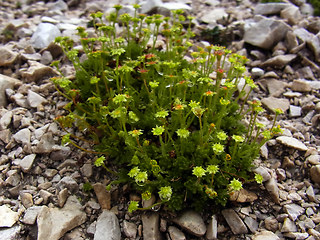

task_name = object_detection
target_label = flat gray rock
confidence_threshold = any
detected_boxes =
[94,210,121,240]
[261,96,290,113]
[221,209,248,234]
[244,17,291,49]
[254,3,291,15]
[173,210,206,237]
[284,204,305,221]
[31,23,61,49]
[0,225,21,240]
[19,154,36,173]
[261,54,297,68]
[252,230,280,240]
[276,136,308,151]
[37,195,86,240]
[142,212,161,240]
[0,205,19,227]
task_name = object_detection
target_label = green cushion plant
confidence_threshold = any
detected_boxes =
[52,5,282,212]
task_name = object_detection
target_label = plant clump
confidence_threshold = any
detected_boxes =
[52,5,282,212]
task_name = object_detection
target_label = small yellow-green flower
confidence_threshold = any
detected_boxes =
[129,129,143,138]
[192,166,206,178]
[229,178,243,191]
[135,171,148,183]
[176,128,190,138]
[128,201,139,213]
[220,98,230,105]
[128,167,140,178]
[152,125,165,136]
[255,173,264,184]
[90,76,100,84]
[149,81,159,88]
[94,156,105,167]
[158,186,172,201]
[217,131,228,141]
[129,111,139,122]
[155,110,168,118]
[142,191,151,200]
[212,143,224,155]
[232,135,244,143]
[206,165,219,174]
[113,94,129,104]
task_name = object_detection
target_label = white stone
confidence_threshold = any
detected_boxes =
[252,230,280,240]
[20,154,36,173]
[0,110,12,130]
[276,136,308,151]
[13,128,31,145]
[200,8,228,24]
[289,105,302,117]
[31,23,61,49]
[0,205,19,227]
[94,210,121,240]
[244,17,291,49]
[27,90,47,108]
[37,196,86,240]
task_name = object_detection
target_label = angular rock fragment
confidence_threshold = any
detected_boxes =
[173,210,206,237]
[94,210,120,240]
[0,205,19,227]
[221,209,248,234]
[142,212,161,240]
[276,136,308,151]
[244,17,291,49]
[37,196,86,240]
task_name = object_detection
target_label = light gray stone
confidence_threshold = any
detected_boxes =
[265,177,280,204]
[140,0,163,14]
[306,185,316,202]
[94,210,120,240]
[56,176,78,193]
[20,61,58,82]
[0,205,19,227]
[289,105,302,117]
[276,136,308,151]
[123,220,137,239]
[33,132,56,153]
[22,206,42,225]
[291,79,312,92]
[221,209,248,234]
[254,3,291,15]
[19,154,36,173]
[261,54,297,68]
[27,90,47,108]
[261,97,290,113]
[251,67,265,78]
[168,226,186,240]
[244,216,258,233]
[142,213,161,240]
[284,203,305,221]
[280,6,302,25]
[13,128,31,145]
[173,210,206,237]
[281,217,297,232]
[0,225,21,240]
[0,110,12,130]
[200,8,228,24]
[252,230,280,240]
[31,23,61,49]
[244,17,291,49]
[206,215,218,240]
[37,196,86,240]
